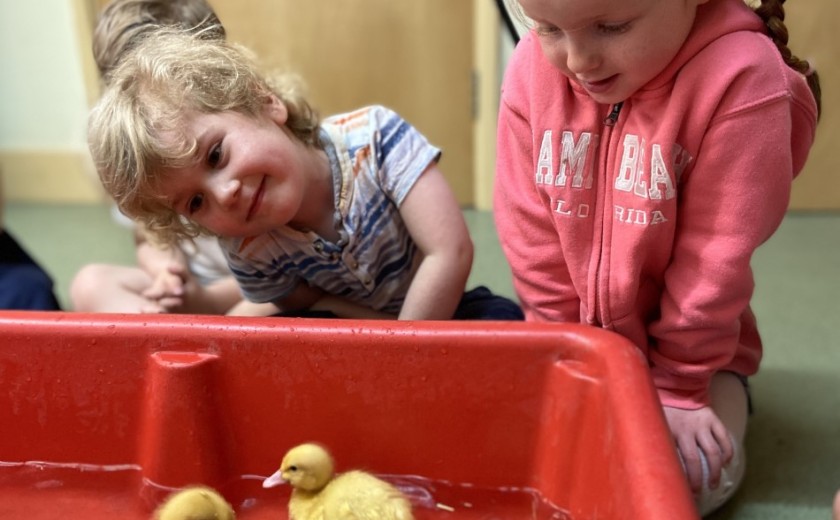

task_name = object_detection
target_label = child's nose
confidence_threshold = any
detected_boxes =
[565,40,599,75]
[211,177,242,208]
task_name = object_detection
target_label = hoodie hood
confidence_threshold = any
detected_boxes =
[644,0,766,94]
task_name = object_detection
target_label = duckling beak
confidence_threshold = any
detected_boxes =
[262,468,287,489]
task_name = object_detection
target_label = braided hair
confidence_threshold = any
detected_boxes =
[753,0,822,118]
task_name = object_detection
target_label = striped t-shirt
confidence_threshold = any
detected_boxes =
[221,105,441,313]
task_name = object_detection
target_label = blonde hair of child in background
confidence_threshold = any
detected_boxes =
[93,0,225,80]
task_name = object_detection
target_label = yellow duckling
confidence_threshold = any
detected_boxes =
[263,443,414,520]
[153,485,235,520]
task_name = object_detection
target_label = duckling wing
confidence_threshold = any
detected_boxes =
[288,490,327,520]
[321,471,414,520]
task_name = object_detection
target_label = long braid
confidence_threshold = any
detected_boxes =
[754,0,822,118]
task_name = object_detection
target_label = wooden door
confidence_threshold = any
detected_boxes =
[785,0,839,210]
[211,1,474,206]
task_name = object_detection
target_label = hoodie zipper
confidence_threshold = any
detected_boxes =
[603,102,623,126]
[592,102,624,327]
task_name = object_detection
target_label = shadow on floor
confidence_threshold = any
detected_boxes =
[709,367,839,519]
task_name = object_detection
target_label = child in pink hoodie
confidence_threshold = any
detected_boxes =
[494,0,820,515]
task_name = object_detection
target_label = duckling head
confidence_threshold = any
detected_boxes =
[262,443,335,493]
[153,485,235,520]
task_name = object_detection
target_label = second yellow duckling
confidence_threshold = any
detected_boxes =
[153,485,235,520]
[262,442,414,520]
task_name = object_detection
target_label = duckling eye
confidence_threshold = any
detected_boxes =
[288,465,298,472]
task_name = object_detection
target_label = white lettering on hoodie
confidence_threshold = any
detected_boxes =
[537,130,693,225]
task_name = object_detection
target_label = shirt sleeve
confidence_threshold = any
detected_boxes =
[493,70,582,323]
[369,106,441,206]
[649,94,816,408]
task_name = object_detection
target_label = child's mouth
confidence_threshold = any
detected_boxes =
[580,75,617,94]
[247,177,266,221]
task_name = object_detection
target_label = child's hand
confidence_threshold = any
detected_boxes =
[141,263,190,312]
[662,405,733,495]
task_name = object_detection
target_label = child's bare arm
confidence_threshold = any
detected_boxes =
[309,295,396,320]
[226,299,280,316]
[132,228,191,311]
[273,282,396,320]
[133,224,188,277]
[396,164,473,320]
[194,276,264,315]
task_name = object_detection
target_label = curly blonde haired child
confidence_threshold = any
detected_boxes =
[89,27,522,320]
[72,0,278,315]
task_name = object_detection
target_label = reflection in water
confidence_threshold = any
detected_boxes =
[0,461,571,519]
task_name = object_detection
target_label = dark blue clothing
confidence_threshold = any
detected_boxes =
[0,230,61,311]
[452,285,524,320]
[273,286,523,321]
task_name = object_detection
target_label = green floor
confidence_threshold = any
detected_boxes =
[4,203,840,518]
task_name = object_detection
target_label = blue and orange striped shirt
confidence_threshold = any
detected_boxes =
[221,105,441,313]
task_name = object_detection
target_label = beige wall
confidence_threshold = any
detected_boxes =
[0,0,105,203]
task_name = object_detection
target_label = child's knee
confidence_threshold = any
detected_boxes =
[70,264,105,300]
[694,440,746,517]
[69,263,121,309]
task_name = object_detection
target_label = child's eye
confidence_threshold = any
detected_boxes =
[207,142,222,167]
[187,193,204,214]
[534,23,560,37]
[597,22,630,35]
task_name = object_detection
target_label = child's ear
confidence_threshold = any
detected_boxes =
[264,94,289,125]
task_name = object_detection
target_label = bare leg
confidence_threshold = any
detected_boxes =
[69,263,161,313]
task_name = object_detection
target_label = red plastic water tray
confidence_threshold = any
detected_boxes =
[0,311,697,519]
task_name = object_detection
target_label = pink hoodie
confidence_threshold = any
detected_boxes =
[494,0,818,409]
